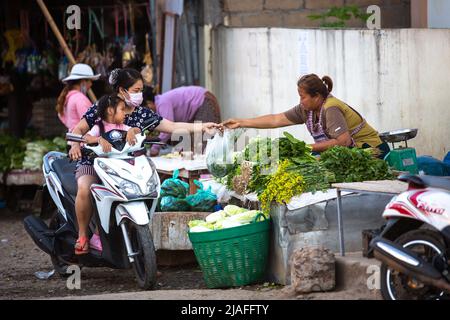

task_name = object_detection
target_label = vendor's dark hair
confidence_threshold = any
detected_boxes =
[143,86,156,103]
[108,68,143,92]
[96,94,125,134]
[56,80,81,116]
[297,74,333,98]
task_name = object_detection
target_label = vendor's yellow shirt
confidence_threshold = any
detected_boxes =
[323,97,382,148]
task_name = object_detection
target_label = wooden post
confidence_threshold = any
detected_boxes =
[36,0,97,102]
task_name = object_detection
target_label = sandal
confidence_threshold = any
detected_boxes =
[89,234,103,252]
[75,236,89,255]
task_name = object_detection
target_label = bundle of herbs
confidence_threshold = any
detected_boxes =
[287,158,336,193]
[319,146,395,183]
[273,132,316,162]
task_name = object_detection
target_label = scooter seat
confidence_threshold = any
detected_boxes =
[399,174,450,191]
[51,158,78,197]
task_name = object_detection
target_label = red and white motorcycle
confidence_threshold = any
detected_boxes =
[371,174,450,300]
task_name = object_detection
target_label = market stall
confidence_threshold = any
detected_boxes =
[0,0,204,210]
[187,130,400,286]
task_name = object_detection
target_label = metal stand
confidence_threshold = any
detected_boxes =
[336,189,345,256]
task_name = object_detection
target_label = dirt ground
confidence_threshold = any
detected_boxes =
[0,208,291,300]
[0,208,210,299]
[0,207,379,300]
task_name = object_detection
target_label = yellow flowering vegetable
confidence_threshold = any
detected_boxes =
[259,160,305,213]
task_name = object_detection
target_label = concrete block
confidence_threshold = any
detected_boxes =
[335,252,382,299]
[151,211,210,250]
[283,11,323,28]
[241,12,284,27]
[224,0,264,12]
[264,0,305,10]
[305,0,344,9]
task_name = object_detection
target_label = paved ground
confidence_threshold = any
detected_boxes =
[0,208,381,300]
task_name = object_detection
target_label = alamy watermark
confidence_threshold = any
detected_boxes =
[66,5,81,30]
[366,5,381,30]
[66,265,81,290]
[366,265,381,290]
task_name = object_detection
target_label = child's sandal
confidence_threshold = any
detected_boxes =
[74,236,89,255]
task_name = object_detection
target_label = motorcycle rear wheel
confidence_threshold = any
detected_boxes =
[380,229,447,300]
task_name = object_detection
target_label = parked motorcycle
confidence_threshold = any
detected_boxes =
[370,174,450,300]
[24,119,164,289]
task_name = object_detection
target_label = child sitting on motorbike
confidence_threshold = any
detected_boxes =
[76,94,141,254]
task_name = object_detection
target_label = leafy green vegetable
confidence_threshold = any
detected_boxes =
[287,158,335,193]
[320,146,394,183]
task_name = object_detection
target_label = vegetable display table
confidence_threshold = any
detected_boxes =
[332,180,408,256]
[151,156,210,194]
[1,169,44,186]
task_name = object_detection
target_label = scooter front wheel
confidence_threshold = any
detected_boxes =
[380,229,447,300]
[127,222,157,290]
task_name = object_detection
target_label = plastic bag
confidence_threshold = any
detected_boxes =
[160,196,191,212]
[160,169,189,198]
[185,180,218,212]
[206,129,244,178]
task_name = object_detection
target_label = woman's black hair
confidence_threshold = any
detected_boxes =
[143,85,156,103]
[108,68,143,92]
[96,94,125,135]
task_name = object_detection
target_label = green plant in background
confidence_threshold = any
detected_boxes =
[308,5,371,28]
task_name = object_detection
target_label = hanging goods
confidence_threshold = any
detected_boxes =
[141,33,154,85]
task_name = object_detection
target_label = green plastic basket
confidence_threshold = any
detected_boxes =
[188,214,270,288]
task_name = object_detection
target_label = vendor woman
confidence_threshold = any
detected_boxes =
[222,74,390,158]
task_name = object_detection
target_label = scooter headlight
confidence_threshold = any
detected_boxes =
[145,172,159,195]
[98,161,119,176]
[119,179,142,197]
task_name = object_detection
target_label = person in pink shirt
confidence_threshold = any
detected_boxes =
[56,64,100,132]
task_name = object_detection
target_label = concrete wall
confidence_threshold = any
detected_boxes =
[222,0,411,28]
[212,27,450,159]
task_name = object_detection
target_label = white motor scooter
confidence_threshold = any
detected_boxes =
[370,174,450,300]
[24,119,164,289]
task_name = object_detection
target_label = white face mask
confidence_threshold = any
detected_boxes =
[125,90,143,107]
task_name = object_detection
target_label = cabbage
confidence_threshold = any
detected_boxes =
[190,226,213,233]
[228,210,262,224]
[205,210,226,223]
[220,220,242,229]
[223,205,248,216]
[188,220,214,229]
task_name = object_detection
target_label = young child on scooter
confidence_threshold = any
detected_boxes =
[78,94,141,254]
[84,94,141,151]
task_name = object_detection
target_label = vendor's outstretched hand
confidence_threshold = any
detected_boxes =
[221,118,242,129]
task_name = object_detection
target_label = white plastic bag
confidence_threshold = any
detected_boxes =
[205,129,244,178]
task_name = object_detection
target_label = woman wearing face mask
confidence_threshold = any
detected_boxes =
[68,68,220,254]
[56,63,99,132]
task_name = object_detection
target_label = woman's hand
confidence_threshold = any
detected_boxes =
[98,137,112,153]
[221,118,243,129]
[202,122,220,135]
[126,128,141,146]
[69,143,82,161]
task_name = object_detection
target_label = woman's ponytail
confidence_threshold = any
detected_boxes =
[322,76,333,94]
